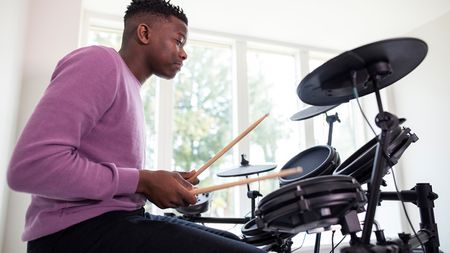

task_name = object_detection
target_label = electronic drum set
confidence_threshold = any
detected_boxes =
[169,38,440,253]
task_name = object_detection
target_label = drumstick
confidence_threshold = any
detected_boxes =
[190,113,269,180]
[191,167,302,195]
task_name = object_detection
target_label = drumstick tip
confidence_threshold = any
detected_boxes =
[282,167,303,175]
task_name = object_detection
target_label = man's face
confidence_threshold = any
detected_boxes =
[145,16,188,79]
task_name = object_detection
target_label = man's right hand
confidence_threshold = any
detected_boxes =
[136,170,197,209]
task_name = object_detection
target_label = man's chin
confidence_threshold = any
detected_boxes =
[156,71,177,80]
[155,70,179,79]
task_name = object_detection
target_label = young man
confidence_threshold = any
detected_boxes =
[7,0,265,252]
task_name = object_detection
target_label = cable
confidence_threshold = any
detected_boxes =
[331,230,336,253]
[390,168,426,252]
[353,86,378,138]
[291,232,307,252]
[226,222,239,232]
[329,234,347,253]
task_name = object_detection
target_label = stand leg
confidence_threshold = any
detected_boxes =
[247,190,262,219]
[314,233,321,253]
[326,113,340,146]
[361,113,394,243]
[378,183,440,253]
[415,184,440,253]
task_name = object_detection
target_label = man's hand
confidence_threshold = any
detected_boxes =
[136,170,197,209]
[179,170,200,185]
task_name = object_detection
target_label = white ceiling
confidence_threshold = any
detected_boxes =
[84,0,450,50]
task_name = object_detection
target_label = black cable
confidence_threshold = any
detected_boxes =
[390,168,426,252]
[331,230,336,253]
[329,234,347,253]
[353,86,378,138]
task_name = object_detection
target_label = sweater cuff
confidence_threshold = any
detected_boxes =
[116,167,140,195]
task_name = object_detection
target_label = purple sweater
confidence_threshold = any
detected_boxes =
[7,46,146,241]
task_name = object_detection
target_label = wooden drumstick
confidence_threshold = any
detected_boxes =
[190,113,269,180]
[191,167,302,195]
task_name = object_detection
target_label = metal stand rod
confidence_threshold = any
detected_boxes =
[181,216,250,224]
[326,113,340,146]
[314,233,321,253]
[380,183,440,253]
[314,112,339,252]
[361,84,396,243]
[247,190,262,219]
[356,63,399,244]
[416,184,440,253]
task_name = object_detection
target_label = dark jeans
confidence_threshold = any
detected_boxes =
[27,208,265,253]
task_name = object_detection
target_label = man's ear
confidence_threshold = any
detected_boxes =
[136,23,151,44]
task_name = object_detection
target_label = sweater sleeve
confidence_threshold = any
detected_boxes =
[7,46,139,201]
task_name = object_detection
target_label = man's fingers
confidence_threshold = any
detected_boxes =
[177,170,200,185]
[179,188,197,205]
[187,176,199,185]
[179,170,195,177]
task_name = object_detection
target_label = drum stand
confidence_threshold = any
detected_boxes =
[326,112,340,147]
[313,111,341,253]
[343,183,440,253]
[240,155,264,219]
[175,155,268,224]
[263,237,294,253]
[378,183,440,252]
[342,64,441,253]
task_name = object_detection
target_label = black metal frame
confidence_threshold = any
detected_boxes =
[342,64,441,253]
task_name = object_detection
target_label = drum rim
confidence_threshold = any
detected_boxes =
[176,192,211,216]
[255,175,366,234]
[260,191,365,222]
[242,232,292,246]
[258,175,363,213]
[333,126,406,184]
[333,137,378,183]
[242,218,292,246]
[242,218,263,236]
[279,145,338,184]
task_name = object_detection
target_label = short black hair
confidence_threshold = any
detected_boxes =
[124,0,188,25]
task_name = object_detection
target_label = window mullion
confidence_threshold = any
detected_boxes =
[233,40,250,160]
[233,40,251,217]
[155,78,174,170]
[299,50,316,147]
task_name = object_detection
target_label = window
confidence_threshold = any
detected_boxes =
[247,46,301,195]
[86,26,122,50]
[173,41,235,217]
[309,51,366,161]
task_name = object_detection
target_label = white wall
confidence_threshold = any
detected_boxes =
[1,0,83,252]
[387,11,450,251]
[0,0,29,251]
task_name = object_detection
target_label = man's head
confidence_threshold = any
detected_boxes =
[124,0,187,25]
[120,0,188,81]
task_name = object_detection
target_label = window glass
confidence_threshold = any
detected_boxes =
[247,48,301,195]
[87,27,122,50]
[309,55,361,161]
[173,41,235,217]
[141,79,157,170]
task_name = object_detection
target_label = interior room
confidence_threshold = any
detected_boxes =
[1,0,450,252]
